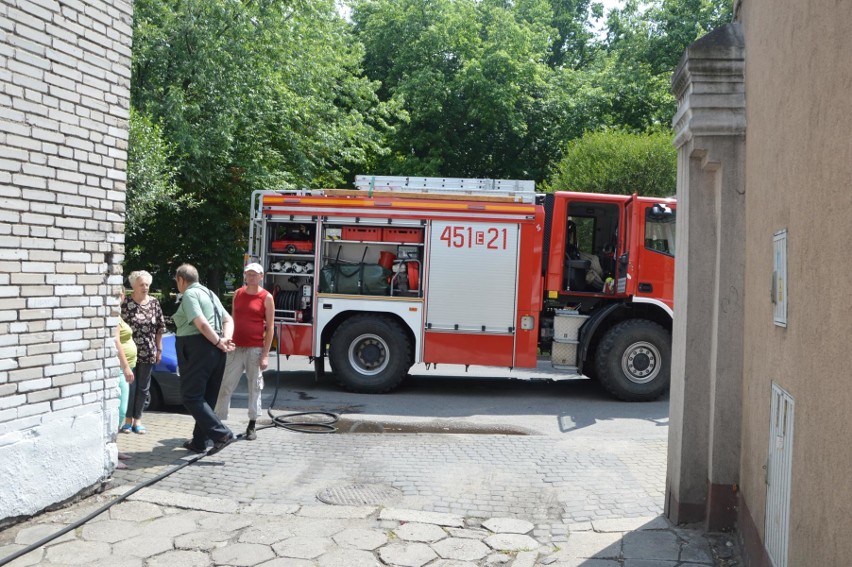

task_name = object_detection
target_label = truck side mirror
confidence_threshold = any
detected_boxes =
[649,204,674,221]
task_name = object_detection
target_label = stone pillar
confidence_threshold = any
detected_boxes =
[665,23,746,531]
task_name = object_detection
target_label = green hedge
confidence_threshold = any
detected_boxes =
[545,128,676,197]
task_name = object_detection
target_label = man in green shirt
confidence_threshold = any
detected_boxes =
[173,263,236,455]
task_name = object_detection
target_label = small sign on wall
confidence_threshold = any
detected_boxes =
[773,230,787,327]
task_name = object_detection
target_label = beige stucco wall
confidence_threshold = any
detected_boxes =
[739,0,852,563]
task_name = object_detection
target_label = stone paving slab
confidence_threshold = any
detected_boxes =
[0,411,743,567]
[483,518,535,534]
[113,413,666,524]
[126,487,239,514]
[621,530,680,561]
[513,550,541,567]
[331,527,388,550]
[433,537,491,561]
[380,508,465,527]
[395,522,449,542]
[591,515,669,532]
[297,504,376,519]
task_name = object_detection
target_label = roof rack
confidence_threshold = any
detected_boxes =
[354,175,537,203]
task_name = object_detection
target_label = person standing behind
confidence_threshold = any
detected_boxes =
[173,264,236,455]
[215,263,275,440]
[114,309,136,469]
[120,270,166,434]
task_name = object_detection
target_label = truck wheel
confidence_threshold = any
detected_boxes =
[594,319,670,401]
[329,315,411,393]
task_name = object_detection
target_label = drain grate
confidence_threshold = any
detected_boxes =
[317,483,403,506]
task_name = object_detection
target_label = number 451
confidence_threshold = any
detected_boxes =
[439,226,507,250]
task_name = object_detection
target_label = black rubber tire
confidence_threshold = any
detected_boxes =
[329,315,411,393]
[145,381,164,412]
[593,319,671,402]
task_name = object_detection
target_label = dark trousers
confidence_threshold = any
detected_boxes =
[126,362,154,420]
[176,334,232,446]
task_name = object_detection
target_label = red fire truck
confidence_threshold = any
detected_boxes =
[248,175,675,401]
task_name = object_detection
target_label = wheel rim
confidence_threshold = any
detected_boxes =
[348,333,390,376]
[620,341,661,384]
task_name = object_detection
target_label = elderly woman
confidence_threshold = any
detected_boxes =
[120,270,166,434]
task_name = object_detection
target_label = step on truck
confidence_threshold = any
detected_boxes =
[248,175,676,401]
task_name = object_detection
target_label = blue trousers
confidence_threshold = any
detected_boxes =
[176,334,232,446]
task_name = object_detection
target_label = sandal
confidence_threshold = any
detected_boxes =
[119,424,132,434]
[182,440,206,454]
[207,433,235,456]
[132,425,146,434]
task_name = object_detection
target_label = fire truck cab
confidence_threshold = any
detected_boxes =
[248,175,675,401]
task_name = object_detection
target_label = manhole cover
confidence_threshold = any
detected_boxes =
[317,484,403,506]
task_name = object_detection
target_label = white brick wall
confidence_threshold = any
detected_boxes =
[0,0,133,523]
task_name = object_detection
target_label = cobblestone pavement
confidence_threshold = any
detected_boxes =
[0,411,744,566]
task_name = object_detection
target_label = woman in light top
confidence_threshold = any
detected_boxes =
[114,300,136,469]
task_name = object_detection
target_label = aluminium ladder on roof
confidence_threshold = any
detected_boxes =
[354,175,537,203]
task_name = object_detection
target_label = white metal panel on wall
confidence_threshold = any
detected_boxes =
[773,230,787,327]
[425,221,519,332]
[765,383,795,567]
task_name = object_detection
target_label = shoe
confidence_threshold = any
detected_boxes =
[182,440,207,454]
[207,433,235,456]
[119,424,132,434]
[117,452,133,461]
[116,461,128,470]
[245,427,257,441]
[132,425,146,434]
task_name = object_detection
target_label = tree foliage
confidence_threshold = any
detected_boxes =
[124,0,731,288]
[128,0,398,289]
[125,108,183,244]
[545,128,676,197]
[352,0,564,180]
[350,0,729,182]
[605,0,733,75]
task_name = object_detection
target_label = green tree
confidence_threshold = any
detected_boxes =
[547,0,600,69]
[605,0,733,75]
[125,108,183,246]
[129,0,397,290]
[595,0,733,129]
[352,0,563,180]
[545,128,676,197]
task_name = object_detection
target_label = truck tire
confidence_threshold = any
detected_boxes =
[594,319,670,401]
[329,315,411,393]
